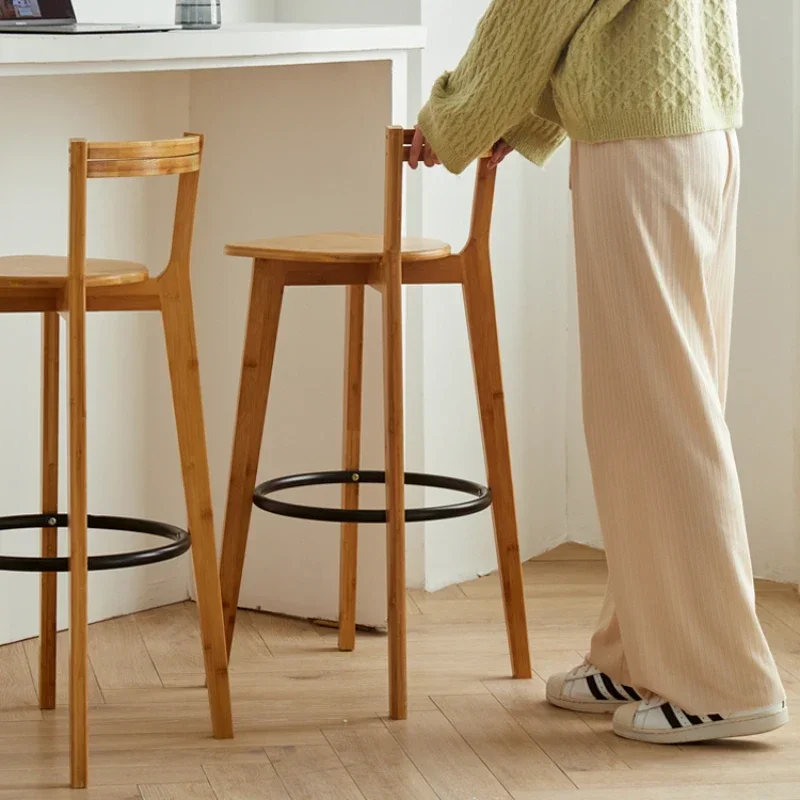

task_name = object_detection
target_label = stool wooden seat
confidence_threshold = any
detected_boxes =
[0,255,149,288]
[226,232,451,263]
[0,134,233,788]
[219,127,532,722]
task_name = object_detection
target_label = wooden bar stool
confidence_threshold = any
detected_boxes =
[219,126,532,720]
[0,135,233,788]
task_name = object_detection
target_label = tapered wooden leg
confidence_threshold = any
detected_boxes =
[338,285,365,652]
[160,273,234,740]
[40,312,60,711]
[382,269,407,720]
[219,263,285,658]
[462,246,532,680]
[68,279,89,789]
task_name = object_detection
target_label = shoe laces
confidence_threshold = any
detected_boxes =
[570,660,597,679]
[640,694,666,710]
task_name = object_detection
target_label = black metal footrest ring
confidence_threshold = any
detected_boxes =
[253,470,492,524]
[0,514,191,573]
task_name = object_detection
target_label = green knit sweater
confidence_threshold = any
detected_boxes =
[418,0,743,174]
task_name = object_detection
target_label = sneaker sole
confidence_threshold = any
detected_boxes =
[614,707,790,744]
[546,691,626,715]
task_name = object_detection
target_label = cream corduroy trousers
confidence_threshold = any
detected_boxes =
[571,131,785,715]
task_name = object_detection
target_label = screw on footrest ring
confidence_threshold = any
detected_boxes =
[253,470,492,524]
[0,514,190,573]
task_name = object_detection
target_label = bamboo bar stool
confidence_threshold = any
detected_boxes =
[0,135,233,788]
[219,126,532,720]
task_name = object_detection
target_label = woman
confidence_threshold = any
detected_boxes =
[411,0,787,744]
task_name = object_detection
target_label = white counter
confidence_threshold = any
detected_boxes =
[0,22,426,76]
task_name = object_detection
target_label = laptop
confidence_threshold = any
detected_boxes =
[0,0,176,33]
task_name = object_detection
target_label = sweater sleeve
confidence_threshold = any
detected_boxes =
[417,0,594,174]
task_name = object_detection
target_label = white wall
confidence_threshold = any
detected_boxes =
[73,0,275,24]
[0,73,194,645]
[276,0,418,24]
[416,0,571,589]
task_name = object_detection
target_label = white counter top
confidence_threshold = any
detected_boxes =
[0,22,426,77]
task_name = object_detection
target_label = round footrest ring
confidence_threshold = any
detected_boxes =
[0,514,191,573]
[253,471,492,524]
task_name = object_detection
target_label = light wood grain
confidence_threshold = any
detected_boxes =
[491,787,800,800]
[3,563,800,798]
[225,233,450,263]
[324,720,438,800]
[246,611,324,656]
[0,255,149,290]
[280,767,365,800]
[0,788,141,800]
[757,591,800,634]
[386,709,512,799]
[24,633,104,707]
[39,311,60,711]
[382,127,408,721]
[67,137,90,790]
[266,744,342,780]
[461,158,531,681]
[534,543,606,562]
[572,765,800,790]
[87,136,201,160]
[485,678,630,774]
[139,783,217,800]
[158,140,233,740]
[219,263,285,657]
[135,603,224,680]
[87,153,200,179]
[88,616,162,691]
[204,763,291,800]
[433,694,575,792]
[0,642,41,722]
[279,257,464,288]
[0,764,206,790]
[338,284,365,653]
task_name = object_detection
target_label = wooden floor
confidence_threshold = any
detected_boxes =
[2,544,800,799]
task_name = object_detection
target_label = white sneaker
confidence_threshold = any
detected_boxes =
[547,662,644,713]
[613,695,789,744]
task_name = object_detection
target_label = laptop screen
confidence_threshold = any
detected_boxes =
[0,0,74,21]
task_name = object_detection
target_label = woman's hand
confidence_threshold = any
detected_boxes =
[408,126,441,170]
[489,139,514,169]
[409,128,514,171]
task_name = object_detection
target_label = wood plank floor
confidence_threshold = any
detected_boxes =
[2,544,799,799]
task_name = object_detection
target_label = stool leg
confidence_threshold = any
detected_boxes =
[462,247,532,680]
[338,285,365,652]
[67,278,89,788]
[67,141,89,790]
[382,269,407,720]
[160,273,234,740]
[40,312,60,711]
[219,263,285,657]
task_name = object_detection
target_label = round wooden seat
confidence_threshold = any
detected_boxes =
[0,255,149,289]
[225,232,451,263]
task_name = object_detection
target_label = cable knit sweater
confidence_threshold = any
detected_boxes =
[418,0,743,174]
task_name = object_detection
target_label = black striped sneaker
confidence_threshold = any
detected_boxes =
[546,662,644,713]
[613,695,789,744]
